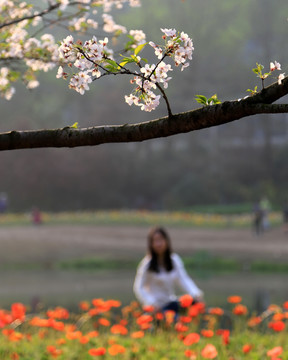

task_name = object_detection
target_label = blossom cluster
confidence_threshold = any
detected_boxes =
[92,0,141,12]
[57,35,114,94]
[57,27,194,112]
[124,28,194,112]
[125,61,173,112]
[57,0,140,11]
[0,0,142,100]
[253,61,285,87]
[150,28,194,71]
[270,61,285,85]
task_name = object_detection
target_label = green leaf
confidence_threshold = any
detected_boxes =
[118,56,138,69]
[263,72,271,79]
[70,122,78,129]
[105,59,118,68]
[104,59,120,72]
[134,42,147,56]
[119,60,129,68]
[246,85,258,95]
[105,65,118,72]
[126,35,135,41]
[195,95,208,104]
[208,94,221,104]
[131,54,140,62]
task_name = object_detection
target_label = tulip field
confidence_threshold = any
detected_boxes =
[0,210,283,228]
[1,295,288,360]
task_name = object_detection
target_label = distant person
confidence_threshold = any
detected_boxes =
[283,202,288,233]
[253,201,264,236]
[32,207,42,225]
[0,192,8,213]
[133,226,204,316]
[260,197,271,231]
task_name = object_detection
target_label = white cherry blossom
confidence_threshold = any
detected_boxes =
[278,73,285,85]
[270,61,281,71]
[129,30,146,48]
[161,28,177,38]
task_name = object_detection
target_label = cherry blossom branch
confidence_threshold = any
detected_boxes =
[0,1,86,30]
[30,10,84,38]
[155,82,173,117]
[0,76,287,151]
[0,3,60,30]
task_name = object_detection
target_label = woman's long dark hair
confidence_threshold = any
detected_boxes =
[147,227,173,273]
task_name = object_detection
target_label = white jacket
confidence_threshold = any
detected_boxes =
[133,253,203,308]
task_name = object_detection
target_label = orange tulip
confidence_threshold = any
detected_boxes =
[201,329,214,337]
[175,322,189,332]
[155,312,164,320]
[11,303,26,322]
[38,329,48,339]
[106,299,121,308]
[130,330,145,338]
[267,346,283,357]
[184,349,197,359]
[232,304,248,316]
[51,320,65,331]
[165,310,175,324]
[29,317,50,327]
[88,347,106,356]
[11,353,19,360]
[209,307,224,316]
[180,315,192,323]
[179,294,194,308]
[79,301,90,311]
[217,329,230,345]
[143,305,155,312]
[283,301,288,309]
[139,322,152,330]
[201,344,218,359]
[242,344,253,354]
[79,335,90,344]
[47,306,69,320]
[65,324,77,332]
[188,305,199,317]
[247,316,261,327]
[108,344,126,356]
[136,314,153,325]
[46,345,63,358]
[8,331,23,342]
[86,331,99,338]
[183,332,200,346]
[188,302,205,317]
[268,321,285,332]
[227,295,242,304]
[98,318,110,327]
[272,313,284,321]
[56,338,66,345]
[92,298,106,308]
[110,324,128,335]
[66,330,82,340]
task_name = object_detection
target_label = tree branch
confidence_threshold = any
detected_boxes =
[0,76,287,151]
[0,1,81,30]
[0,4,60,30]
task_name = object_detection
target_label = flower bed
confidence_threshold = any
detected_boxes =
[1,295,288,359]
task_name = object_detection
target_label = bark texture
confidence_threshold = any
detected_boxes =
[0,76,287,151]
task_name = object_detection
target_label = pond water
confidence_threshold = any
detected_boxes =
[1,268,288,311]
